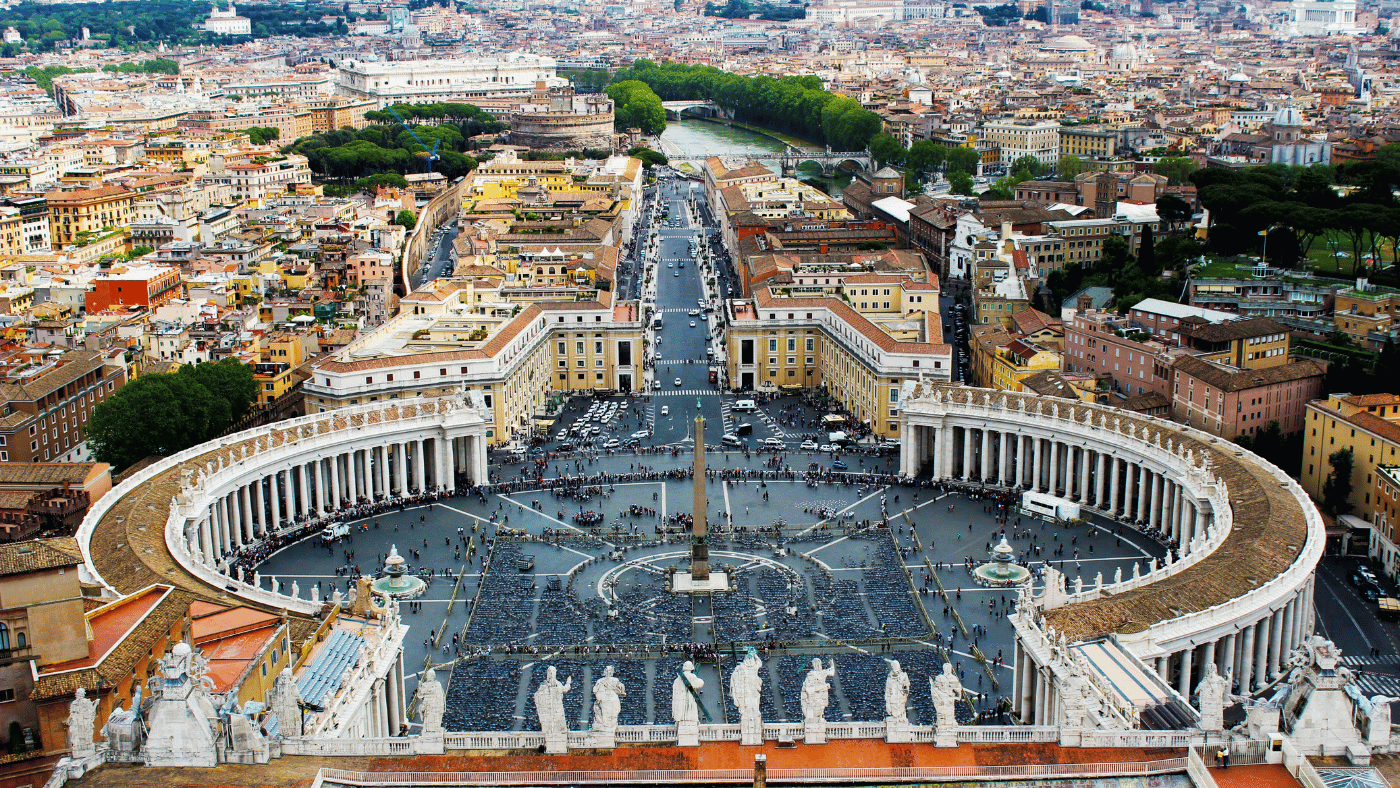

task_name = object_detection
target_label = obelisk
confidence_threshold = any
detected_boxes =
[692,399,708,581]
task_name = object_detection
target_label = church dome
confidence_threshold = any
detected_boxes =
[1040,34,1096,52]
[1273,104,1302,127]
[1110,42,1137,61]
[1227,72,1250,83]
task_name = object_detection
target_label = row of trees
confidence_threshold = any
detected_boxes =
[362,102,504,139]
[607,80,667,135]
[609,60,883,152]
[291,117,492,181]
[88,360,257,471]
[1192,156,1400,276]
[101,57,179,75]
[865,133,983,194]
[0,0,209,49]
[704,0,806,20]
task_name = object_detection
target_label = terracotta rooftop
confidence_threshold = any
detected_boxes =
[0,536,82,577]
[1172,357,1324,392]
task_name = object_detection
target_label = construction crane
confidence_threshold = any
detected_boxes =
[386,105,441,173]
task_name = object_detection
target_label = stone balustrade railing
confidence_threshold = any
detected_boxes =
[313,724,1191,755]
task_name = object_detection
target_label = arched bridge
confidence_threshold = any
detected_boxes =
[780,146,872,177]
[661,100,721,119]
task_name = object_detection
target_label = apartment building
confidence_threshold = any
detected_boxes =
[725,287,951,438]
[0,351,128,464]
[1058,127,1116,159]
[982,119,1061,165]
[1332,285,1400,350]
[1168,355,1325,439]
[1303,392,1400,517]
[303,282,642,444]
[1302,393,1400,574]
[44,185,134,249]
[85,265,182,313]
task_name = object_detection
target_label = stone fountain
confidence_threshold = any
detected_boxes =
[369,545,427,599]
[971,536,1030,587]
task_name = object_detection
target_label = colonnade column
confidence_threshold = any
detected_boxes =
[1109,457,1121,515]
[1000,432,1013,486]
[1033,438,1045,492]
[1178,646,1193,699]
[961,427,973,482]
[413,441,425,492]
[1252,618,1268,690]
[395,443,408,495]
[253,478,267,535]
[1222,633,1237,689]
[1078,445,1091,501]
[979,428,990,483]
[1048,441,1060,496]
[1238,624,1255,692]
[239,485,253,543]
[1136,465,1150,523]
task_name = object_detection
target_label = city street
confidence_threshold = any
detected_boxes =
[410,222,460,291]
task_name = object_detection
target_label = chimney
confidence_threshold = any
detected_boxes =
[1077,293,1092,315]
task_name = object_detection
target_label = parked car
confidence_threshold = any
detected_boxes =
[675,378,683,386]
[604,438,621,448]
[832,460,849,471]
[801,440,818,450]
[763,437,785,448]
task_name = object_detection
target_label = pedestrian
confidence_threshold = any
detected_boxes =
[1219,746,1230,769]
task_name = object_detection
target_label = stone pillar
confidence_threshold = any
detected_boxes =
[1268,607,1286,679]
[1109,457,1121,515]
[1281,599,1296,660]
[1202,640,1216,680]
[379,446,390,498]
[1238,626,1254,692]
[1178,646,1193,699]
[1136,465,1150,523]
[1095,452,1108,509]
[199,517,214,563]
[1252,618,1269,691]
[961,427,973,482]
[1172,484,1184,542]
[387,661,401,736]
[1156,657,1167,681]
[394,443,407,495]
[413,441,425,492]
[440,437,455,491]
[980,428,990,483]
[1018,646,1034,721]
[1149,473,1163,531]
[1000,431,1012,486]
[239,485,253,543]
[1048,441,1061,496]
[1222,633,1237,688]
[253,477,268,535]
[311,459,324,516]
[331,454,342,511]
[1033,437,1045,492]
[1078,445,1091,501]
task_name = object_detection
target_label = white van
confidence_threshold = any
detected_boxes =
[733,399,756,412]
[721,434,742,446]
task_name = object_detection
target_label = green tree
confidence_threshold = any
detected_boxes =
[907,140,946,174]
[394,209,417,230]
[607,80,667,135]
[868,133,906,168]
[948,171,976,196]
[1056,154,1086,179]
[87,362,256,471]
[1153,156,1199,185]
[627,146,668,168]
[945,146,981,176]
[1008,154,1047,178]
[1322,447,1355,516]
[1154,194,1193,232]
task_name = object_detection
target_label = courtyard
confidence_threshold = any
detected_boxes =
[256,410,1166,734]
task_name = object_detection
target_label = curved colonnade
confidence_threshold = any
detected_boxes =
[72,383,1322,739]
[898,384,1324,724]
[76,394,490,616]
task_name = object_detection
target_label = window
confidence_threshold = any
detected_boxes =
[0,623,8,650]
[0,689,12,703]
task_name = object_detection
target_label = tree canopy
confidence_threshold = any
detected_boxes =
[291,108,499,182]
[88,360,257,471]
[607,80,667,135]
[610,60,883,151]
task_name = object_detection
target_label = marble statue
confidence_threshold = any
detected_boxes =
[884,659,911,742]
[534,666,571,753]
[730,648,763,746]
[415,668,446,735]
[67,687,98,760]
[1195,662,1229,731]
[930,663,963,747]
[590,666,625,746]
[272,667,302,738]
[1059,662,1093,732]
[801,658,836,743]
[672,661,704,746]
